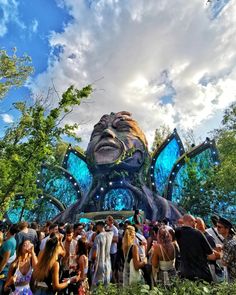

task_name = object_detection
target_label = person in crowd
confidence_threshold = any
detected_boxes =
[195,217,223,282]
[116,223,125,284]
[147,225,158,256]
[87,227,97,288]
[0,230,3,248]
[176,218,184,227]
[143,220,150,239]
[30,222,44,256]
[206,215,224,246]
[135,225,147,262]
[4,239,38,294]
[43,221,53,238]
[62,226,77,278]
[86,223,95,243]
[73,224,85,241]
[122,225,146,286]
[0,224,18,293]
[175,214,220,282]
[105,215,119,283]
[123,220,132,232]
[133,210,143,233]
[91,221,113,287]
[152,226,178,286]
[76,237,89,295]
[31,235,80,294]
[58,222,66,235]
[40,224,59,252]
[15,221,38,249]
[217,217,236,282]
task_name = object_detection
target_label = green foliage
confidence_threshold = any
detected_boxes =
[178,103,236,222]
[0,48,33,99]
[91,280,236,295]
[151,125,171,154]
[0,84,93,218]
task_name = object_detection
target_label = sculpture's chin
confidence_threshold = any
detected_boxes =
[94,146,122,165]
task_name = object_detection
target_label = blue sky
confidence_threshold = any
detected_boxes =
[0,0,235,149]
[0,0,72,133]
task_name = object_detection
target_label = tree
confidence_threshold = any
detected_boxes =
[0,85,93,218]
[178,102,236,222]
[0,48,33,99]
[151,125,171,153]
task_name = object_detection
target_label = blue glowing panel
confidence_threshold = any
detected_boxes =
[41,167,78,207]
[7,199,61,224]
[22,200,61,223]
[103,189,134,211]
[154,138,181,195]
[79,218,92,224]
[66,152,92,196]
[172,148,213,203]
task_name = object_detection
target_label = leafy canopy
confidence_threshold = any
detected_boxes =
[0,84,93,218]
[0,49,33,99]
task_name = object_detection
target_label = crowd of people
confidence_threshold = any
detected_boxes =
[0,210,236,294]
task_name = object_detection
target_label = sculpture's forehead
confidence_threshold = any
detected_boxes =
[98,111,132,125]
[93,111,148,147]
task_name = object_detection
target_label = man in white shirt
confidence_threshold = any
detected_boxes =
[106,215,118,283]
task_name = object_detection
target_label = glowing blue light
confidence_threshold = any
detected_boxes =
[7,198,61,224]
[66,152,93,196]
[41,167,78,207]
[79,218,91,223]
[154,138,182,196]
[103,189,134,211]
[171,147,214,203]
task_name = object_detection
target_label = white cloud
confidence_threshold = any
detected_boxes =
[1,113,14,123]
[0,0,25,37]
[31,0,236,150]
[31,19,38,33]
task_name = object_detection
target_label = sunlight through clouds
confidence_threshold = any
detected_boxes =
[31,0,236,149]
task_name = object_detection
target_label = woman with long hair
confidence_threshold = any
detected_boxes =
[4,239,37,294]
[122,225,146,286]
[30,235,80,295]
[0,230,3,247]
[76,237,89,295]
[151,226,178,286]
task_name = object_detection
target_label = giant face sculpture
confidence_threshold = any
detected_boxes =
[86,111,148,170]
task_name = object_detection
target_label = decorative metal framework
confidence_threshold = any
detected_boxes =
[164,138,219,202]
[150,129,185,196]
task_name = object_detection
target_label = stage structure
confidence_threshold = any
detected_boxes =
[6,112,218,224]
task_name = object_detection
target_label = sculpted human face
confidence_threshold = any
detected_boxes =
[86,112,147,166]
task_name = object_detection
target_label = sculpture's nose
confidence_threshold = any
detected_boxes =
[101,128,116,139]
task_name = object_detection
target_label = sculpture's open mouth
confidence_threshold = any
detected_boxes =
[95,140,120,152]
[94,139,123,164]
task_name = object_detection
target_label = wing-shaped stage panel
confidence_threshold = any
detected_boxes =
[151,130,184,196]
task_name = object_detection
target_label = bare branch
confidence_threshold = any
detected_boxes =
[55,107,74,127]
